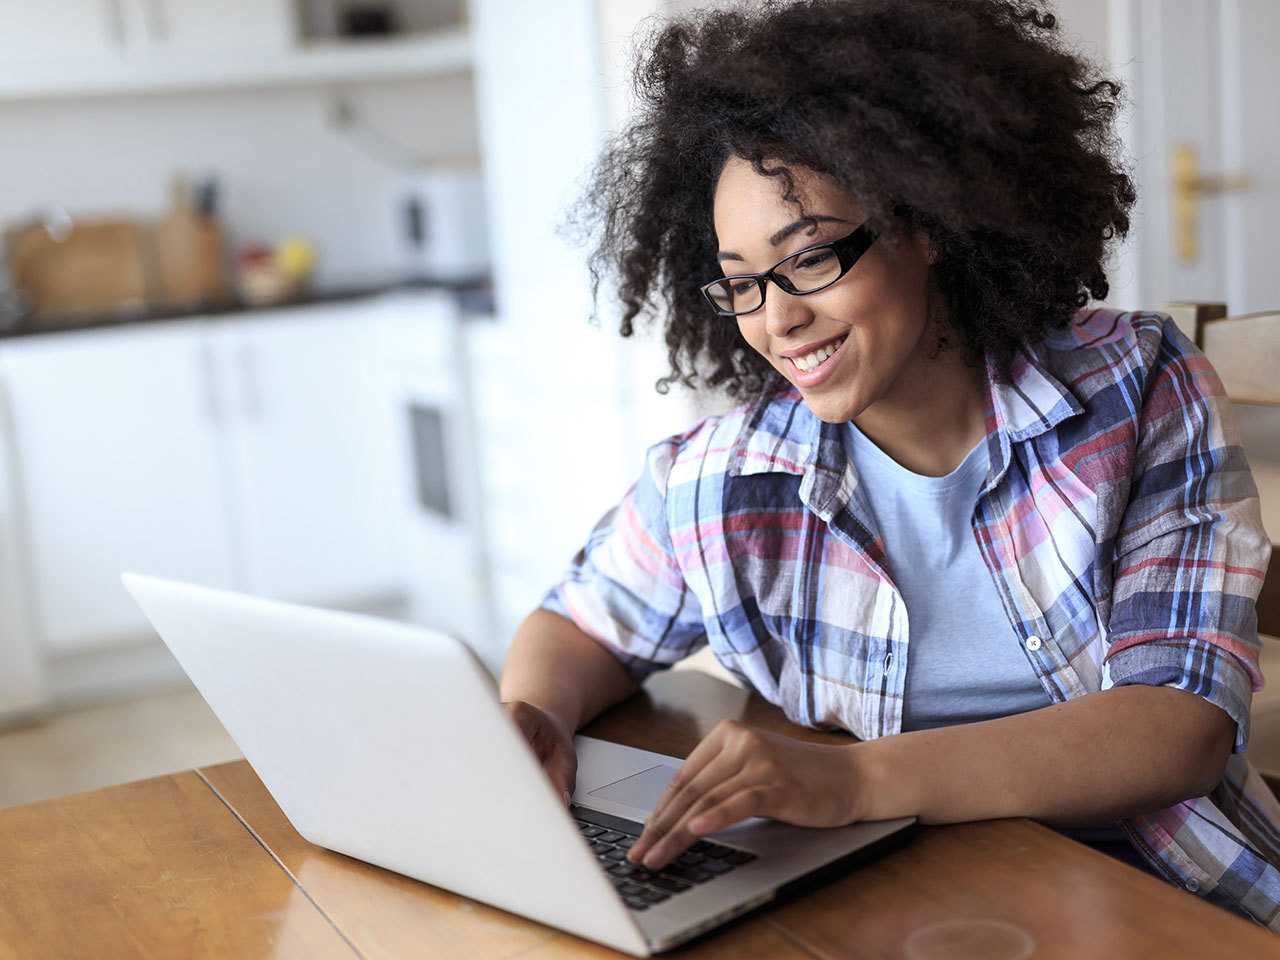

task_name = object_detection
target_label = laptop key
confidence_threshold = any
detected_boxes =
[701,844,734,859]
[623,897,650,911]
[661,864,712,884]
[589,840,613,854]
[602,847,627,861]
[579,825,606,838]
[618,882,646,896]
[616,836,636,849]
[638,888,670,903]
[724,850,756,865]
[607,863,639,878]
[650,875,692,893]
[675,852,705,866]
[702,859,733,875]
[597,831,626,844]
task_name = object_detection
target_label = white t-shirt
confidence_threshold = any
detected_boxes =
[842,423,1052,731]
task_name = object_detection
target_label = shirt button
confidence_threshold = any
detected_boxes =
[1185,877,1201,893]
[1025,636,1043,652]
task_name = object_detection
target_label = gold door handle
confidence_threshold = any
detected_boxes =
[1172,143,1254,264]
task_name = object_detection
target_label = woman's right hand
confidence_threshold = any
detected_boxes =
[502,700,578,805]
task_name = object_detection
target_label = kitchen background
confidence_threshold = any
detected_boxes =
[0,0,1277,809]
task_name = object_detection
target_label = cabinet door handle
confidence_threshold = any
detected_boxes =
[104,0,127,48]
[239,344,262,421]
[142,0,168,42]
[198,342,222,425]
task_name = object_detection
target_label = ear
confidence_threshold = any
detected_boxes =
[911,227,939,265]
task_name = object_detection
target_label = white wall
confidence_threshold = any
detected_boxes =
[0,75,479,290]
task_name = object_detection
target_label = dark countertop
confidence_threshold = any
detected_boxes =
[0,275,495,340]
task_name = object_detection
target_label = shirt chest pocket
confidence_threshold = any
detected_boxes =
[983,473,1105,693]
[773,513,897,734]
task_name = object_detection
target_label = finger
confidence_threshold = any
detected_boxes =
[640,774,769,870]
[684,783,771,837]
[632,746,734,858]
[630,747,742,863]
[555,747,577,804]
[512,707,558,769]
[633,721,743,845]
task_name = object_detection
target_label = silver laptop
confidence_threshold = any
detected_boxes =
[122,572,915,956]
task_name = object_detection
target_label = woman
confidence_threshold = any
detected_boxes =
[498,0,1280,927]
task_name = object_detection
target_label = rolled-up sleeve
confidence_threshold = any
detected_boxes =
[540,436,707,682]
[1103,317,1272,753]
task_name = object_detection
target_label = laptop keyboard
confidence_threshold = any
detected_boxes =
[572,805,757,912]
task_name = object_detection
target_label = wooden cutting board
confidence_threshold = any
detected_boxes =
[6,219,152,319]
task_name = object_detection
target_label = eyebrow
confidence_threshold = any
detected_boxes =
[716,215,850,262]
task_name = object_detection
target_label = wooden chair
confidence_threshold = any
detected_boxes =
[1165,302,1280,407]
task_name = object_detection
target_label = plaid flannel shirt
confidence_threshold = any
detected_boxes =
[541,308,1280,927]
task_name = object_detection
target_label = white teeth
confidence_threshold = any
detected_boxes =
[790,338,844,372]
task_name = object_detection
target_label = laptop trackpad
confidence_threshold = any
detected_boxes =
[587,764,679,812]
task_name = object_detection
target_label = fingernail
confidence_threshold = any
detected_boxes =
[562,790,571,805]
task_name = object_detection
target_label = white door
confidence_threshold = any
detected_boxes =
[1114,0,1280,544]
[0,323,238,653]
[214,302,409,608]
[1114,0,1279,314]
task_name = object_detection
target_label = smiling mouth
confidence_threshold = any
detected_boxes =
[786,334,848,373]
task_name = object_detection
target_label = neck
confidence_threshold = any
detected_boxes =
[853,342,988,477]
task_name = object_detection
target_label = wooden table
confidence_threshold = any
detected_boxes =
[2,670,1276,959]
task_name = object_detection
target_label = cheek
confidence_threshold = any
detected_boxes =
[737,322,769,359]
[848,270,931,357]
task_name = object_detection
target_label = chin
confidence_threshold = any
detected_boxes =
[797,388,864,424]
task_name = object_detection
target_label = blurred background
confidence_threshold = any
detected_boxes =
[0,0,1276,809]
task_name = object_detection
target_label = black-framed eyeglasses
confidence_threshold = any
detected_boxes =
[700,223,877,317]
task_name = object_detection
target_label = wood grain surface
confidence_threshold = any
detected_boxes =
[0,771,357,959]
[4,669,1277,959]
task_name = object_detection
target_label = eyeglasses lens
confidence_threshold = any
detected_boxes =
[776,246,841,291]
[706,277,760,314]
[707,245,843,315]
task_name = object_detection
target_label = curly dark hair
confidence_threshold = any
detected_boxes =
[562,0,1137,401]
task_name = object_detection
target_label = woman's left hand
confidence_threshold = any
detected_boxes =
[627,719,866,870]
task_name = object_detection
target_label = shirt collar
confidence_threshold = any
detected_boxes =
[727,342,1084,517]
[985,342,1085,442]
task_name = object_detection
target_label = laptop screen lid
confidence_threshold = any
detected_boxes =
[121,573,649,957]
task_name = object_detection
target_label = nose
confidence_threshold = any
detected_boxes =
[761,282,813,340]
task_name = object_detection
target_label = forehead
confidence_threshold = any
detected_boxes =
[711,156,861,238]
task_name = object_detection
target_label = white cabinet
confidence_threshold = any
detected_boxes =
[213,302,408,606]
[0,297,427,657]
[0,323,238,652]
[381,299,497,665]
[130,0,294,52]
[0,391,47,717]
[0,1,122,61]
[0,1,468,101]
[0,1,293,63]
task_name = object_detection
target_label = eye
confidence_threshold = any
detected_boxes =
[729,279,756,295]
[796,250,835,271]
